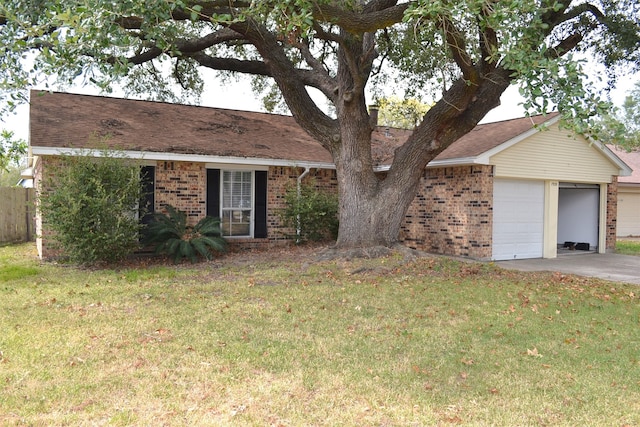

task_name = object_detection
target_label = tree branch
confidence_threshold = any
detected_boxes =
[110,28,243,65]
[312,2,411,33]
[175,28,244,53]
[189,53,271,75]
[558,3,606,26]
[290,38,337,101]
[440,15,477,83]
[478,2,498,71]
[545,32,584,59]
[226,18,339,147]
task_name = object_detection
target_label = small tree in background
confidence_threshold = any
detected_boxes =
[0,130,26,173]
[598,81,640,151]
[376,97,431,129]
[39,149,144,265]
[280,182,339,243]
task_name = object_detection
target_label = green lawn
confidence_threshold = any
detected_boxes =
[617,239,640,256]
[1,243,639,426]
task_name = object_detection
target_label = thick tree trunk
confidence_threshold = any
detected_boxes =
[331,71,511,250]
[334,167,417,248]
[331,104,420,249]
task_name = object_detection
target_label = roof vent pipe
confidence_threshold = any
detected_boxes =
[368,105,379,129]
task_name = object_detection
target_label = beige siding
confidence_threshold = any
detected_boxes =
[618,186,640,237]
[492,124,620,183]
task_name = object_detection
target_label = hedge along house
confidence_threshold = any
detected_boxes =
[28,91,630,260]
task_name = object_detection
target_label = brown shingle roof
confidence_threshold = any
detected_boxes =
[29,90,334,164]
[29,91,559,167]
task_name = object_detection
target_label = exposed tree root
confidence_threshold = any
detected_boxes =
[315,243,428,262]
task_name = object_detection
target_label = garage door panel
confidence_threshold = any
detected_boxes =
[493,179,544,260]
[618,190,640,237]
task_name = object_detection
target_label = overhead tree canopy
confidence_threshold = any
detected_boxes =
[1,0,639,249]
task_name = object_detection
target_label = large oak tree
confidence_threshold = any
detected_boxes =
[1,0,639,248]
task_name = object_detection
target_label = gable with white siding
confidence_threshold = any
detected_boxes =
[489,122,621,183]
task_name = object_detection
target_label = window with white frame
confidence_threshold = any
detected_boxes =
[221,170,253,237]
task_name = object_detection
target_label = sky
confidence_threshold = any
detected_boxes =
[2,68,638,143]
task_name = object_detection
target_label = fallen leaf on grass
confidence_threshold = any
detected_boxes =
[527,347,543,358]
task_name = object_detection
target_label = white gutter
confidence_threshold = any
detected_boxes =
[296,167,311,243]
[373,156,487,173]
[30,146,336,170]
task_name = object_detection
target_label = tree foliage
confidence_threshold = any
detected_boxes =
[39,149,144,265]
[0,130,26,172]
[2,0,639,248]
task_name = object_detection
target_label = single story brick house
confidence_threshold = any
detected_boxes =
[28,91,631,260]
[608,145,640,237]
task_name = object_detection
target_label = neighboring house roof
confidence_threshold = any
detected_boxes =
[607,145,640,185]
[28,91,630,176]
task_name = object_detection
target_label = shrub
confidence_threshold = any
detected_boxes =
[144,205,227,263]
[39,149,144,265]
[280,182,339,243]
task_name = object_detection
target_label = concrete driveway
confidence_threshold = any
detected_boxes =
[494,252,640,285]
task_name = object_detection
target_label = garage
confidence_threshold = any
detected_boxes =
[617,187,640,237]
[404,114,631,260]
[557,184,600,250]
[492,179,544,260]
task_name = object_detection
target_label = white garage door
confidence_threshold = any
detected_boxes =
[493,179,544,260]
[618,189,640,237]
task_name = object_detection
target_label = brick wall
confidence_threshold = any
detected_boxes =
[152,163,337,250]
[606,178,618,251]
[400,165,494,259]
[154,161,207,225]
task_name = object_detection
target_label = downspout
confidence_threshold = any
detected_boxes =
[296,167,310,243]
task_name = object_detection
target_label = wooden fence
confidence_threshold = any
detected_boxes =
[0,187,35,244]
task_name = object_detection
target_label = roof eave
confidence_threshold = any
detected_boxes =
[30,146,336,170]
[373,156,488,172]
[427,156,490,168]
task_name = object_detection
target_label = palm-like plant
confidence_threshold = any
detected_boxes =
[144,205,227,263]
